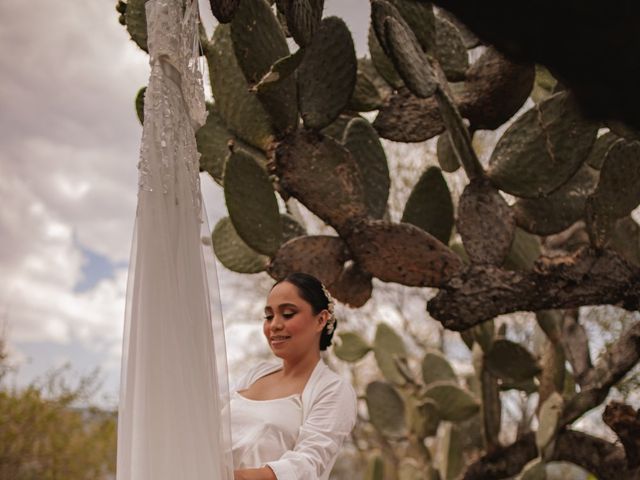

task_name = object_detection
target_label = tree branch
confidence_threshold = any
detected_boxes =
[603,401,640,469]
[463,429,635,480]
[427,247,640,330]
[562,321,640,425]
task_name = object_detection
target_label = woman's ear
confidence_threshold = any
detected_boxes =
[316,310,329,332]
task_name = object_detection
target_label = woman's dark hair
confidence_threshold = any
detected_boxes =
[272,272,337,351]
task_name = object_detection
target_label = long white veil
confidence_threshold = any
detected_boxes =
[116,1,233,478]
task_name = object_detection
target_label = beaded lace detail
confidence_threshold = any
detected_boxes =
[137,0,207,217]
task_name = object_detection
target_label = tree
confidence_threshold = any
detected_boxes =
[118,0,640,478]
[0,337,117,480]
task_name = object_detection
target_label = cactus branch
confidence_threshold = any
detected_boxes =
[427,247,640,330]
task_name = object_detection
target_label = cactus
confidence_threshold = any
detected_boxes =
[297,17,357,130]
[135,86,146,125]
[224,150,282,256]
[373,322,408,385]
[484,339,541,383]
[334,331,372,363]
[488,92,599,198]
[401,166,454,245]
[230,0,297,134]
[366,380,407,437]
[124,0,148,52]
[421,381,480,422]
[209,0,240,23]
[342,118,390,219]
[436,132,460,173]
[212,217,269,273]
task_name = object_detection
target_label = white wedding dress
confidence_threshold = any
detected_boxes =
[116,1,234,478]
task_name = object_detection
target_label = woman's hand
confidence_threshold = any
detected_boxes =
[233,466,277,480]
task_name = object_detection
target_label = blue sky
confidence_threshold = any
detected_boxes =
[0,0,371,408]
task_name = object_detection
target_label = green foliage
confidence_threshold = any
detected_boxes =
[124,0,148,52]
[366,380,407,437]
[373,322,408,385]
[0,348,116,480]
[334,331,371,362]
[212,216,269,273]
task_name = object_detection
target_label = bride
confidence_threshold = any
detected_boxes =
[117,1,357,479]
[230,273,357,480]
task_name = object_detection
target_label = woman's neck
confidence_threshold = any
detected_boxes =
[280,352,321,379]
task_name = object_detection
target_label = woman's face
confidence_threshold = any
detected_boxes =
[263,281,327,359]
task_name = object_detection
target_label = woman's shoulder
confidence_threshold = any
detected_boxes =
[233,359,281,390]
[310,360,357,401]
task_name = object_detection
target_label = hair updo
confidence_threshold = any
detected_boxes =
[272,272,337,351]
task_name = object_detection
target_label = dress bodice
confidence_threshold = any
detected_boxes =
[229,391,304,469]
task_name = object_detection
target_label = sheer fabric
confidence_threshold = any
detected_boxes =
[116,1,233,478]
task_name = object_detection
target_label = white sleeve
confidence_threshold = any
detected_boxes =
[264,379,358,480]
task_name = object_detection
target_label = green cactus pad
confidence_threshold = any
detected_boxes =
[435,88,484,179]
[536,391,563,452]
[348,69,384,112]
[211,217,269,273]
[513,163,599,236]
[125,0,148,52]
[196,104,235,185]
[334,331,372,362]
[348,220,464,287]
[371,0,408,55]
[421,381,480,422]
[589,139,640,220]
[368,26,404,89]
[373,322,408,385]
[206,25,274,150]
[329,263,374,308]
[488,92,599,198]
[209,0,241,23]
[434,14,468,82]
[253,49,305,94]
[297,17,357,130]
[224,150,282,256]
[321,113,360,141]
[485,339,541,383]
[481,364,501,449]
[366,380,407,437]
[342,118,390,219]
[437,133,461,173]
[275,130,367,234]
[384,17,437,98]
[401,166,454,245]
[267,235,350,285]
[389,0,435,54]
[585,131,620,170]
[135,86,146,125]
[284,0,324,47]
[230,0,297,134]
[440,423,465,480]
[503,227,541,271]
[408,397,440,439]
[457,177,515,265]
[421,350,457,385]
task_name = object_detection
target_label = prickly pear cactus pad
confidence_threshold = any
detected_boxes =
[347,220,464,287]
[281,0,325,47]
[342,118,390,219]
[488,92,599,198]
[125,0,148,52]
[329,263,373,307]
[212,217,269,273]
[373,322,408,385]
[485,339,541,383]
[421,381,479,422]
[457,177,515,265]
[401,166,454,245]
[196,104,235,185]
[297,17,357,130]
[334,331,371,362]
[223,150,282,256]
[275,130,367,234]
[267,235,350,286]
[230,0,298,133]
[434,14,468,82]
[206,25,275,150]
[366,380,407,437]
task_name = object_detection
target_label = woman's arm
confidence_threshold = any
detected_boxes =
[234,466,277,480]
